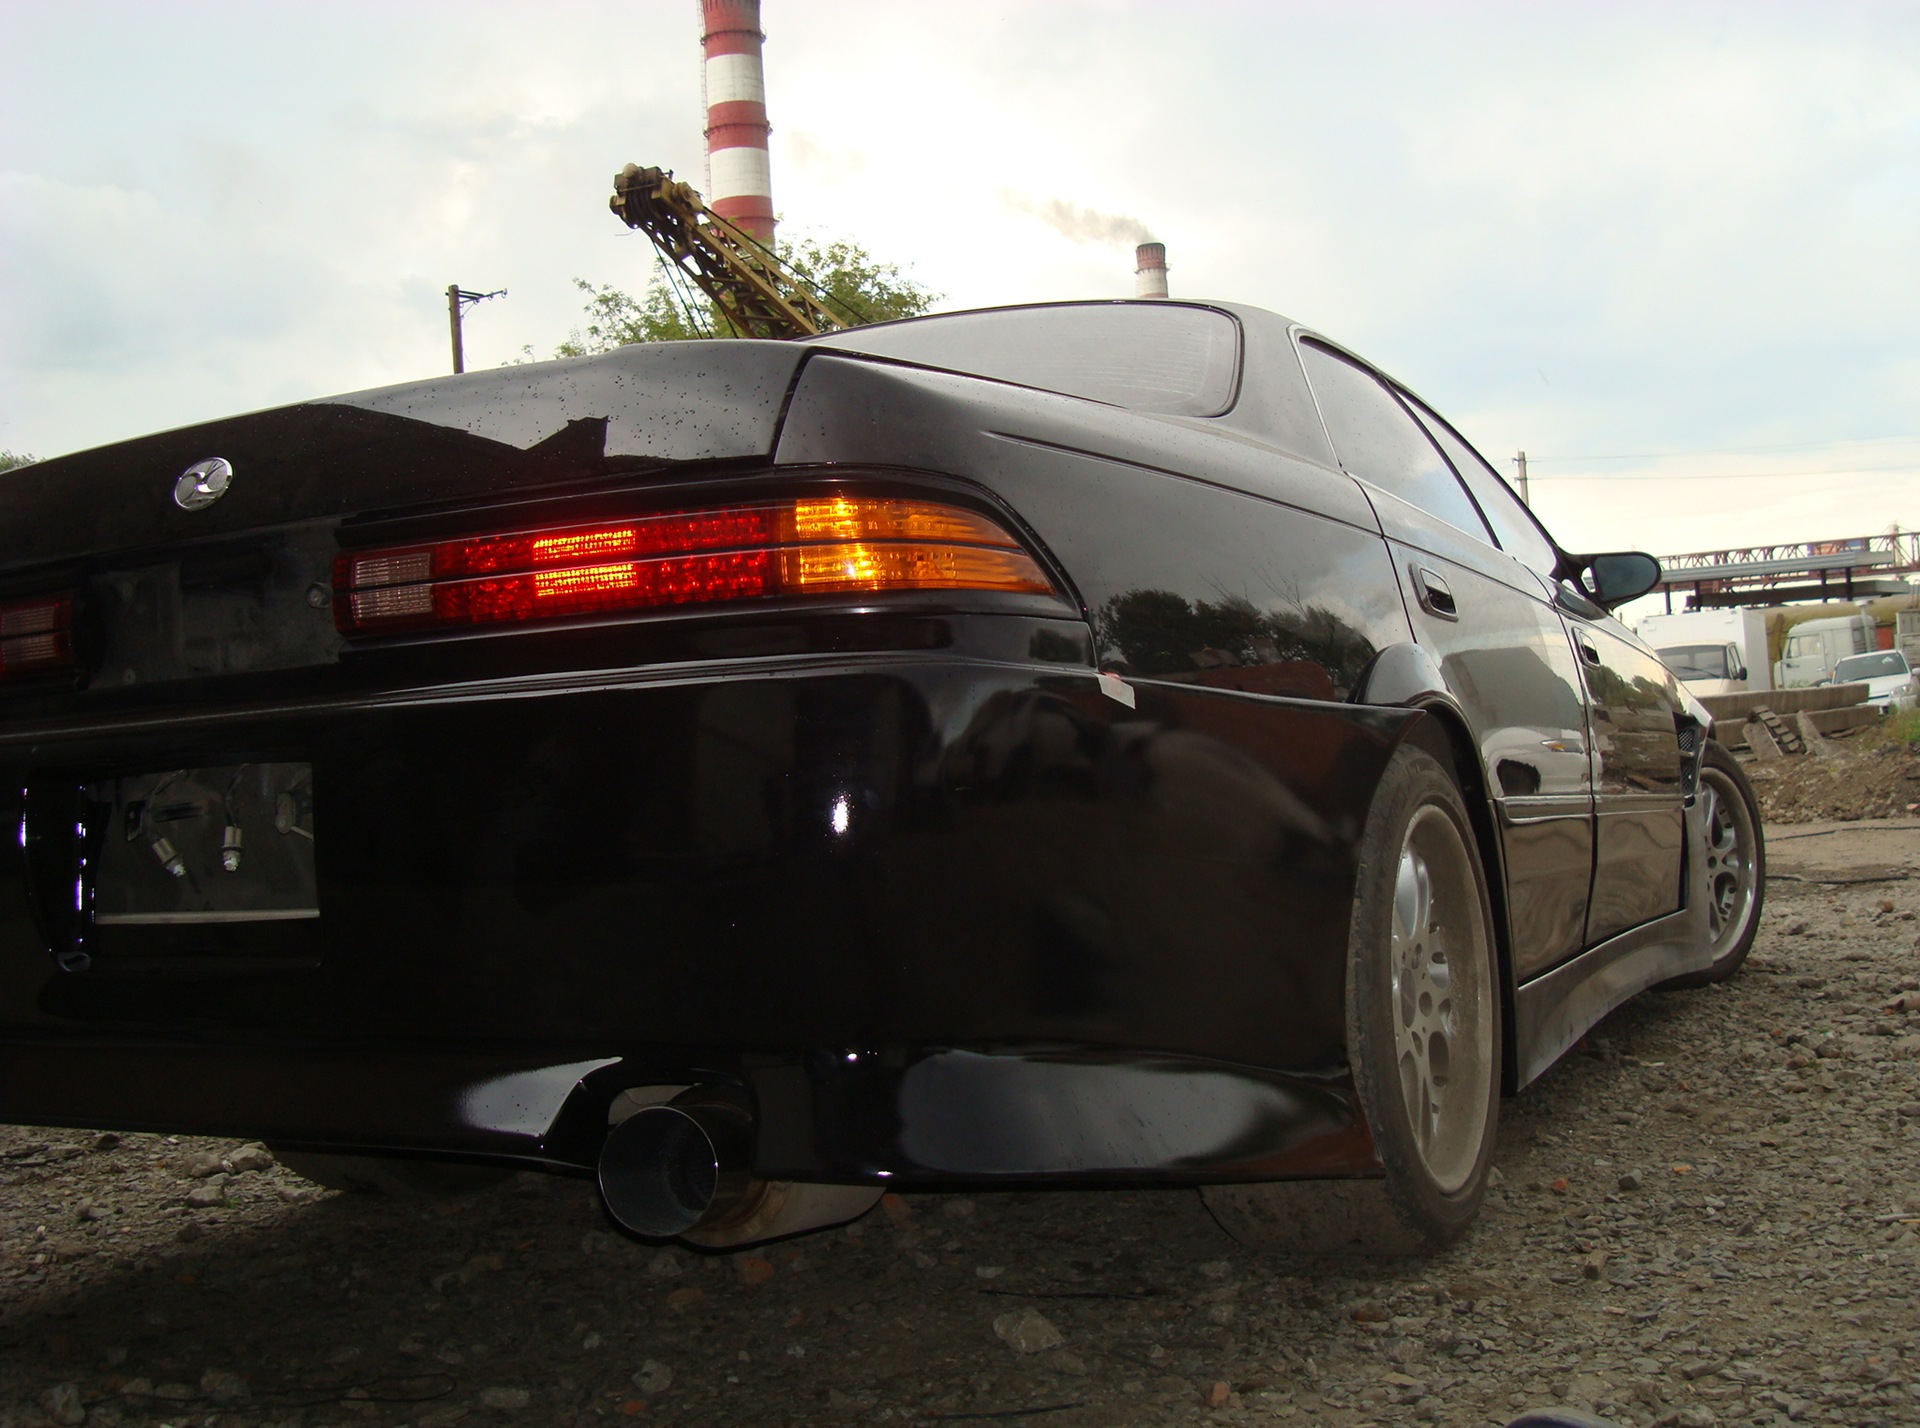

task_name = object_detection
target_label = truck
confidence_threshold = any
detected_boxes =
[1774,609,1878,688]
[1898,607,1920,666]
[1635,607,1773,697]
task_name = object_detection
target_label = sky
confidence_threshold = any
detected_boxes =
[3,0,1917,570]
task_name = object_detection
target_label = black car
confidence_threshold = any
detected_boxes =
[0,300,1763,1252]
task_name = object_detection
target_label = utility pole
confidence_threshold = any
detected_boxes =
[1513,450,1530,507]
[446,285,507,374]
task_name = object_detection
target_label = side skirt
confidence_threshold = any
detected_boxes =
[1511,791,1713,1088]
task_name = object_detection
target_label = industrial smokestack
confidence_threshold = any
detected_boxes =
[701,0,775,246]
[1135,242,1168,299]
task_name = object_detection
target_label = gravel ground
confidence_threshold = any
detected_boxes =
[4,820,1919,1428]
[1747,723,1920,825]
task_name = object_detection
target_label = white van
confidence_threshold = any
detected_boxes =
[1638,608,1772,697]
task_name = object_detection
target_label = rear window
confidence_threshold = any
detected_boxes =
[807,303,1241,417]
[1834,651,1908,681]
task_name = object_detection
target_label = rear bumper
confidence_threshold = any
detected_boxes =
[0,650,1411,1181]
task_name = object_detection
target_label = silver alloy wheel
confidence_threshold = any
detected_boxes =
[1700,764,1759,960]
[1389,805,1493,1195]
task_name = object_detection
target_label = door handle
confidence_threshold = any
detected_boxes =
[1412,566,1458,621]
[1577,637,1601,665]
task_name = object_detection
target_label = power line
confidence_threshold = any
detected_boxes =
[1532,462,1920,483]
[1528,431,1920,464]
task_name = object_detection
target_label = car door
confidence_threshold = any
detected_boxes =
[1294,340,1596,978]
[1554,592,1687,944]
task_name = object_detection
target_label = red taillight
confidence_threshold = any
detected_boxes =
[0,596,75,681]
[332,496,1057,636]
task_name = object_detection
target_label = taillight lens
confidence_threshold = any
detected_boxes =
[333,495,1056,636]
[0,596,76,681]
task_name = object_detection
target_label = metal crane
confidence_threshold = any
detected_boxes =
[607,164,849,341]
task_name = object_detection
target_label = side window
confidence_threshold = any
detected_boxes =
[1402,395,1561,578]
[1297,340,1491,541]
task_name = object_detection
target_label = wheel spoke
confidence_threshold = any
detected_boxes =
[1382,805,1492,1195]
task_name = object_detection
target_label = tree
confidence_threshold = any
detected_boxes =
[545,234,938,358]
[0,451,35,473]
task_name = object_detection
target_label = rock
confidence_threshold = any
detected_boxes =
[1052,1351,1087,1375]
[993,1307,1064,1354]
[91,1132,121,1152]
[225,1143,274,1174]
[75,1200,102,1222]
[1618,1171,1643,1191]
[183,1172,227,1205]
[581,1332,603,1352]
[633,1360,674,1395]
[881,1192,913,1226]
[1198,1259,1231,1280]
[199,1369,250,1403]
[1549,1177,1571,1194]
[180,1150,227,1179]
[734,1255,774,1286]
[478,1386,531,1410]
[1581,1250,1609,1280]
[646,1248,685,1278]
[975,1265,1006,1279]
[41,1382,85,1425]
[1205,1380,1231,1407]
[665,1286,704,1309]
[174,1221,204,1243]
[942,1197,977,1219]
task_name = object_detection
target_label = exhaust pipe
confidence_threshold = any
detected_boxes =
[597,1087,885,1246]
[598,1095,755,1239]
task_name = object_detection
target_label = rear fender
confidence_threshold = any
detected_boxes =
[1353,642,1519,1093]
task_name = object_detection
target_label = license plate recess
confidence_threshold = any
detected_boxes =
[90,763,318,925]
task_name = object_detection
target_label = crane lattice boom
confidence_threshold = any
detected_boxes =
[608,164,847,341]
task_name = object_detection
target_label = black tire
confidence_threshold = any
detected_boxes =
[1660,740,1765,989]
[1203,744,1501,1253]
[1345,744,1502,1248]
[271,1150,513,1199]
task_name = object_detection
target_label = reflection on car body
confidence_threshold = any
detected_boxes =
[0,299,1764,1251]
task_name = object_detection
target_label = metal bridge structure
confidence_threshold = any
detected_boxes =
[1652,531,1920,611]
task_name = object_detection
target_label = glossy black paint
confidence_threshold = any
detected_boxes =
[0,656,1411,1175]
[0,342,807,573]
[0,298,1730,1183]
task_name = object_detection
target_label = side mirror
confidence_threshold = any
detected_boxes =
[1581,552,1662,610]
[1732,666,1747,682]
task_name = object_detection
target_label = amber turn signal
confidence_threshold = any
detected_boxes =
[332,495,1055,636]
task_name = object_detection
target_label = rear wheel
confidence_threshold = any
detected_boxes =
[1205,745,1501,1253]
[1661,740,1764,988]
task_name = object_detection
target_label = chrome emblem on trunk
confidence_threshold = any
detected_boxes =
[173,457,234,511]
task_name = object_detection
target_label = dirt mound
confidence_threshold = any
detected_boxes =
[1744,726,1920,823]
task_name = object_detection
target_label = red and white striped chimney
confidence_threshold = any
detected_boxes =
[1135,242,1168,299]
[702,0,775,246]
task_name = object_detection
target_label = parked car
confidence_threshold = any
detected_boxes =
[0,300,1765,1253]
[1831,649,1919,710]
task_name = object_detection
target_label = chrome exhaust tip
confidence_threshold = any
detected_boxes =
[597,1096,754,1239]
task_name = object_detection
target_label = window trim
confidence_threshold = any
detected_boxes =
[1293,334,1493,544]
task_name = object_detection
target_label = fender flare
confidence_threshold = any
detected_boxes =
[1351,641,1520,1092]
